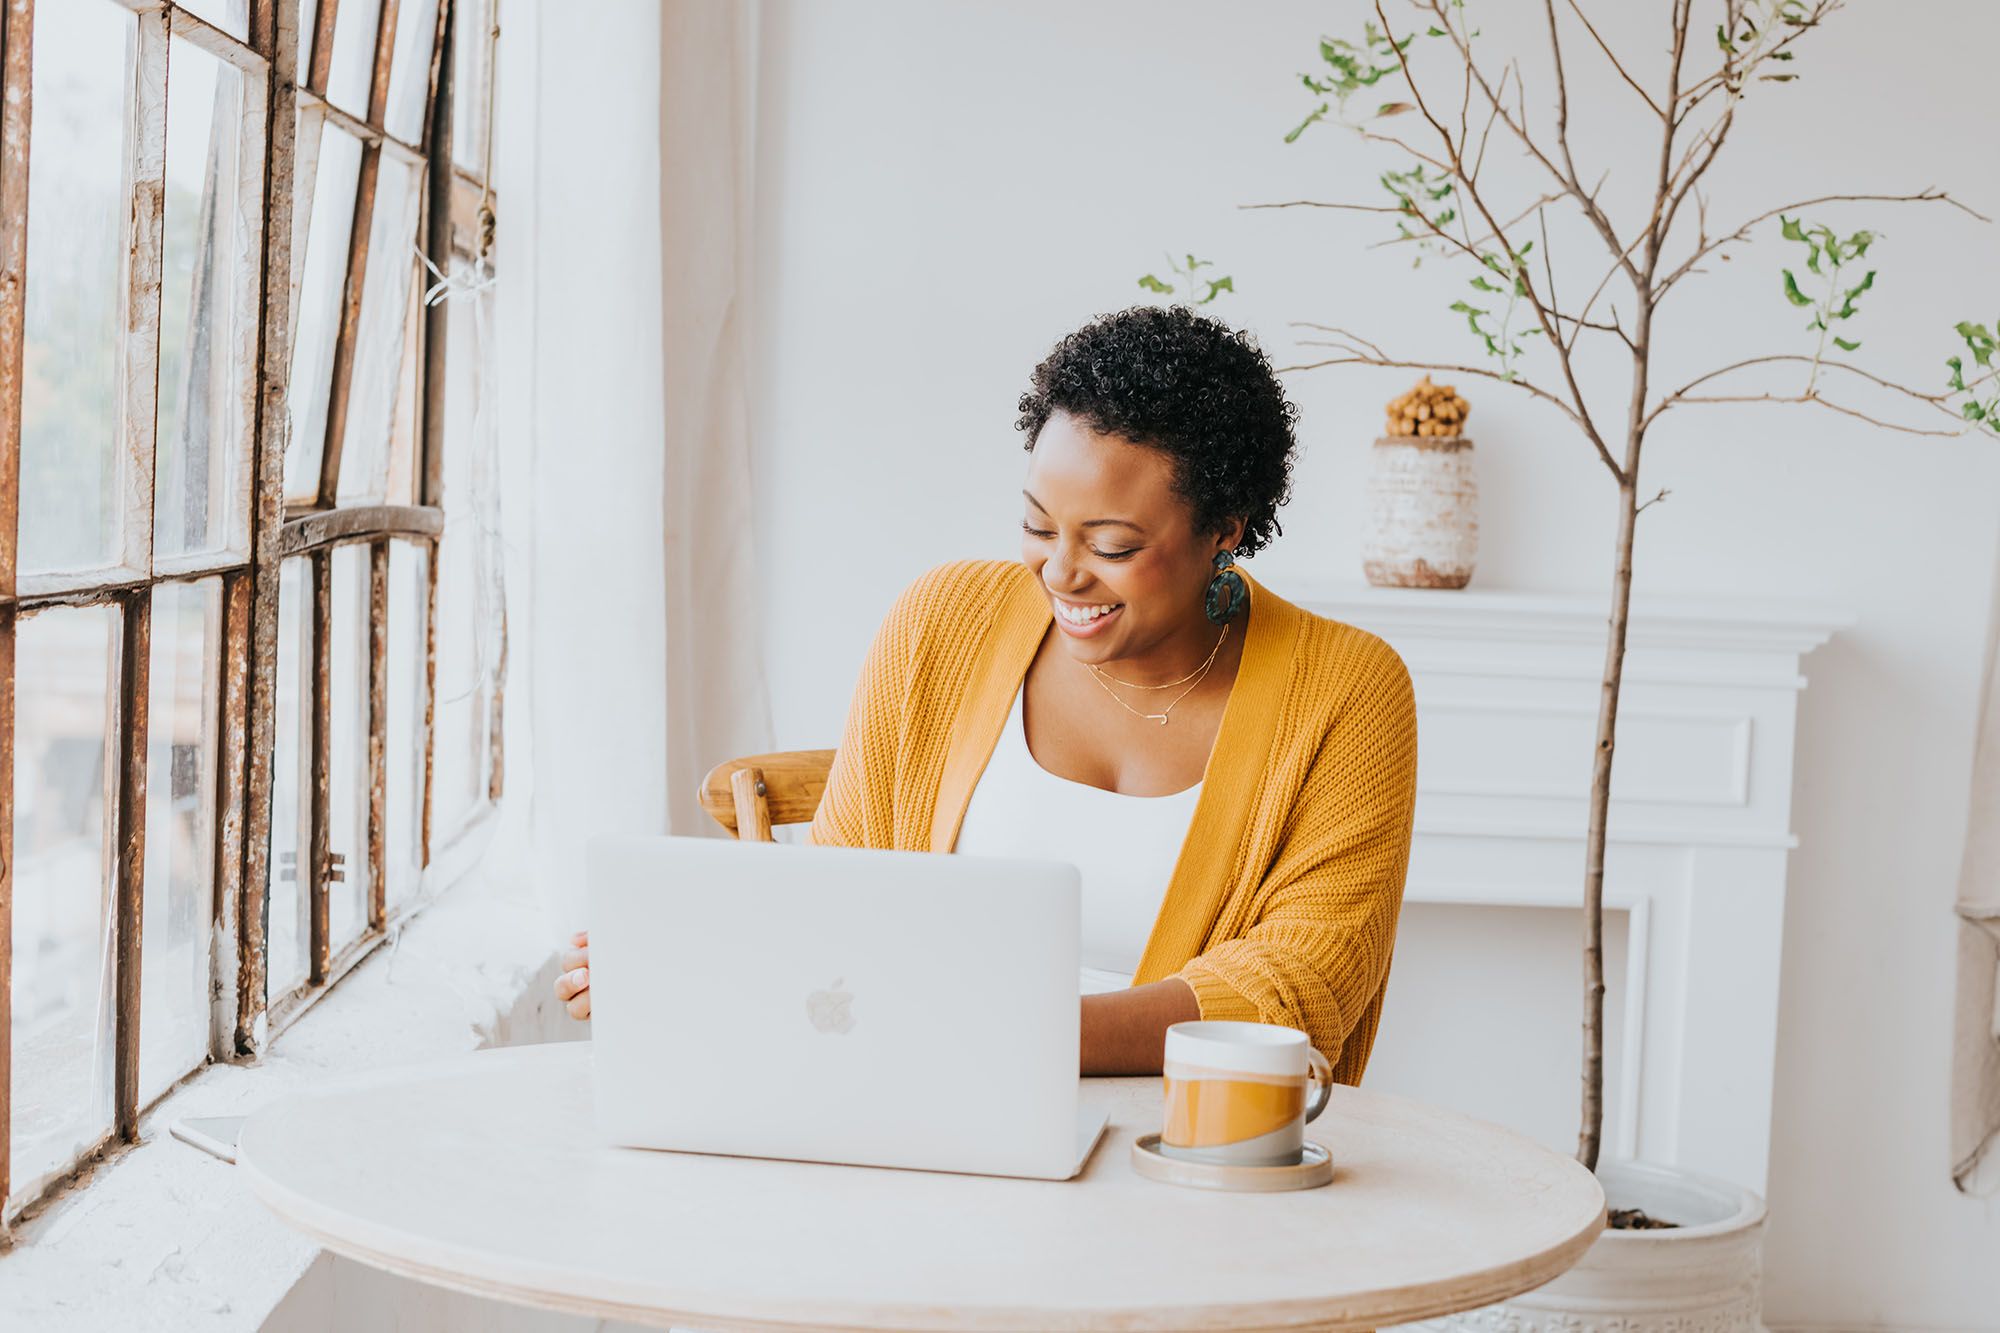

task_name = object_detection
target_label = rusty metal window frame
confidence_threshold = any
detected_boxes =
[0,0,500,1228]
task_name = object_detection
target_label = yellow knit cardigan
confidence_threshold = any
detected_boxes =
[808,559,1419,1086]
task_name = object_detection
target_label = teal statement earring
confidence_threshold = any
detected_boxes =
[1204,549,1249,625]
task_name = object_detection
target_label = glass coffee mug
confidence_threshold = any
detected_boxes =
[1160,1021,1333,1167]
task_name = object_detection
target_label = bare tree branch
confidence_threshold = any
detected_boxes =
[1408,0,1642,291]
[1380,0,1628,484]
[1285,323,1629,476]
[1672,0,1842,126]
[1643,351,1987,432]
[1660,390,1964,437]
[1561,0,1665,120]
[1537,0,1646,290]
[1655,189,1992,301]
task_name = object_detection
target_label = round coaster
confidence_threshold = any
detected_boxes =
[1130,1134,1334,1192]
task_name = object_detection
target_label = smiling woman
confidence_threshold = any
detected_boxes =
[813,305,1422,1080]
[552,307,1422,1081]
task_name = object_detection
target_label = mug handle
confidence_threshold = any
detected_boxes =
[1304,1047,1334,1125]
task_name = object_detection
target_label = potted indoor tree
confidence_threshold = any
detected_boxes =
[1255,1,1995,1326]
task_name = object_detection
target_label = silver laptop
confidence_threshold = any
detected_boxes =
[586,835,1109,1180]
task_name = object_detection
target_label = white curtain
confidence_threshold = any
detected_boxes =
[658,0,774,834]
[1952,564,2000,1194]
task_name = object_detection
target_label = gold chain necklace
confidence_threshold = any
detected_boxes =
[1084,624,1230,726]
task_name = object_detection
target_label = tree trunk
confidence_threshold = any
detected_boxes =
[1580,478,1641,1172]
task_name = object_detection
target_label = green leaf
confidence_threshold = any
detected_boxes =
[1716,23,1736,53]
[1759,72,1799,81]
[1199,276,1235,304]
[1426,24,1447,36]
[1834,270,1876,319]
[1846,230,1875,259]
[1957,320,1997,366]
[1185,255,1211,270]
[1966,401,1988,422]
[1284,104,1329,144]
[1948,355,1966,391]
[1448,300,1487,316]
[1780,214,1805,242]
[1469,275,1503,293]
[1137,274,1174,294]
[1805,245,1822,275]
[1435,208,1457,226]
[1780,270,1813,307]
[1833,336,1861,352]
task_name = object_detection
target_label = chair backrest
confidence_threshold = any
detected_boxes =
[698,750,836,841]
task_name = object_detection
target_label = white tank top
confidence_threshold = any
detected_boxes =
[952,684,1202,994]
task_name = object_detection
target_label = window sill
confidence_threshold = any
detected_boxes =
[0,871,578,1331]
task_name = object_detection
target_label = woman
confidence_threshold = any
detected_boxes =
[558,305,1418,1083]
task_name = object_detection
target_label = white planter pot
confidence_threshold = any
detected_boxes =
[1396,1158,1769,1332]
[1362,434,1479,589]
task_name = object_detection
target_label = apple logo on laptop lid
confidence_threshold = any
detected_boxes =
[806,979,855,1034]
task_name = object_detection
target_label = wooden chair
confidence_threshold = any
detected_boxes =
[698,750,836,841]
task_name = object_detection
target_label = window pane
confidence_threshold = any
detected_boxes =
[138,581,222,1106]
[328,545,370,953]
[384,0,438,144]
[285,120,363,503]
[383,276,421,506]
[10,606,117,1204]
[450,0,490,175]
[267,558,310,998]
[20,1,136,577]
[386,541,427,908]
[326,0,382,119]
[174,0,249,41]
[156,38,259,564]
[433,263,497,839]
[299,0,321,81]
[336,153,420,503]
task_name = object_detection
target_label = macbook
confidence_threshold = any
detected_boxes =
[586,834,1110,1179]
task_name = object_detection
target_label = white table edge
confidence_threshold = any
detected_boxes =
[237,1084,1609,1333]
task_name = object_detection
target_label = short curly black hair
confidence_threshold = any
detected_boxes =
[1014,305,1299,558]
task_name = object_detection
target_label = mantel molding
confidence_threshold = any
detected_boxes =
[1277,577,1852,659]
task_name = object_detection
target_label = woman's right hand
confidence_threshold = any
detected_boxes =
[555,930,590,1020]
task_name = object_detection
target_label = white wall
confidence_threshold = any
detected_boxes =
[746,2,2000,1326]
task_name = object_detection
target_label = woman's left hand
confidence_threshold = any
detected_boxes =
[554,931,591,1020]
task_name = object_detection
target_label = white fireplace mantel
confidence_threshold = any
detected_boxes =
[1288,579,1850,1194]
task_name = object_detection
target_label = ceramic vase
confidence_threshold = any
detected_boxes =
[1362,434,1479,589]
[1394,1158,1770,1332]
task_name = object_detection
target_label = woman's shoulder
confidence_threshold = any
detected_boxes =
[1270,590,1414,716]
[884,558,1034,632]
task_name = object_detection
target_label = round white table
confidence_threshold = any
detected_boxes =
[238,1043,1604,1331]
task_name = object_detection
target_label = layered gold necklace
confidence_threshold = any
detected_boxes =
[1083,623,1230,726]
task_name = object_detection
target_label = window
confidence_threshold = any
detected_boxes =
[0,0,504,1224]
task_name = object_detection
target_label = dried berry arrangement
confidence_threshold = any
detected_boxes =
[1385,375,1470,439]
